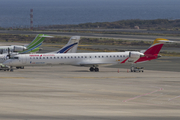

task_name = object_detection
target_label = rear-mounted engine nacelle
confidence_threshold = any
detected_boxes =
[13,46,27,52]
[129,52,145,58]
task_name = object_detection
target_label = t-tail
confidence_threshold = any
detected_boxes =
[134,38,172,63]
[19,34,53,54]
[48,36,80,54]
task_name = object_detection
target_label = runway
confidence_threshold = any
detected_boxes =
[1,30,180,42]
[0,66,180,120]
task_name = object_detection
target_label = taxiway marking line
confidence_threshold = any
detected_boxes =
[123,88,163,102]
[168,95,180,101]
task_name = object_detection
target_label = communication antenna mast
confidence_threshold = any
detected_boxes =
[30,9,33,29]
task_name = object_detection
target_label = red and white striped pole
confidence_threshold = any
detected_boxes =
[30,9,33,30]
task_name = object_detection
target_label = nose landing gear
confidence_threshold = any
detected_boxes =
[10,66,13,72]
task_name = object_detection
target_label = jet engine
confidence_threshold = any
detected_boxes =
[129,52,144,58]
[13,46,27,52]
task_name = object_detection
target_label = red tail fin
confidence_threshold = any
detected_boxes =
[135,38,169,63]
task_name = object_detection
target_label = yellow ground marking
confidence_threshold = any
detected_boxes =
[156,60,170,62]
[63,77,136,79]
[63,76,180,79]
[0,77,26,79]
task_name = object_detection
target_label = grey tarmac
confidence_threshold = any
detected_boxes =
[0,65,180,120]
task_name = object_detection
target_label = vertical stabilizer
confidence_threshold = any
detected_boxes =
[135,38,171,63]
[49,36,80,54]
[144,38,169,55]
[20,34,53,54]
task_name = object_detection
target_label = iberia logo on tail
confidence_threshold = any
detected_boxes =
[134,38,170,63]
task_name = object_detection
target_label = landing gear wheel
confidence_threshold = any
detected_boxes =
[95,68,99,72]
[89,67,94,72]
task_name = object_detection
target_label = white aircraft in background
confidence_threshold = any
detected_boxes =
[0,36,80,70]
[46,36,80,54]
[3,38,172,72]
[0,34,53,70]
[0,34,52,54]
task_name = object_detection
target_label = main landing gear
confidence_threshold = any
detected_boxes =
[89,67,99,72]
[16,66,24,69]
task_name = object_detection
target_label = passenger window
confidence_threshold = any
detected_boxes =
[117,55,119,57]
[85,56,87,58]
[43,57,45,59]
[110,56,112,57]
[50,57,52,59]
[95,56,97,58]
[90,56,91,58]
[123,55,125,57]
[102,56,104,58]
[99,56,100,58]
[120,55,122,57]
[61,57,63,59]
[74,56,76,58]
[33,57,35,59]
[64,57,66,59]
[47,57,48,59]
[78,56,80,58]
[81,56,83,58]
[106,56,108,57]
[113,55,115,57]
[71,56,73,58]
[54,57,56,59]
[36,57,38,59]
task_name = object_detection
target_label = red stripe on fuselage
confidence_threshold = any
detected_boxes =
[121,57,129,64]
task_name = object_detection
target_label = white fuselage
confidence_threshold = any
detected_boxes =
[3,52,142,67]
